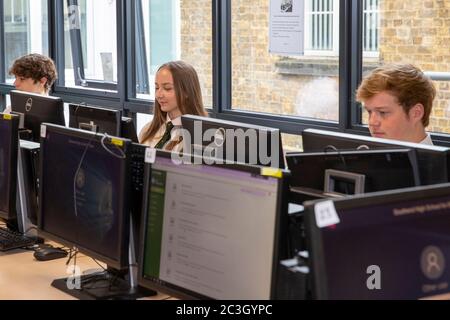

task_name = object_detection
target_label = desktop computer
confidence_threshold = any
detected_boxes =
[304,183,450,299]
[138,151,289,299]
[38,123,154,299]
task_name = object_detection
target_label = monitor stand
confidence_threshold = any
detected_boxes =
[16,140,42,242]
[50,269,155,300]
[51,216,156,300]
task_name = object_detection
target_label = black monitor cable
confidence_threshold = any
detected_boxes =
[74,102,87,130]
[323,145,348,170]
[73,131,97,219]
[71,131,98,294]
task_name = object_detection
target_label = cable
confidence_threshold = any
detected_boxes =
[101,133,126,159]
[73,132,97,218]
[91,258,108,272]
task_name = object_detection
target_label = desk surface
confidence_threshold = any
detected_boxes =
[0,248,169,300]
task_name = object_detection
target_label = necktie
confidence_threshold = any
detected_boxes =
[154,121,174,149]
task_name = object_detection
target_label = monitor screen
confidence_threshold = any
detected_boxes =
[286,149,421,196]
[10,90,65,143]
[69,104,121,136]
[121,117,139,143]
[0,113,19,222]
[38,124,130,269]
[138,151,287,299]
[302,128,450,186]
[305,183,450,300]
[181,115,286,169]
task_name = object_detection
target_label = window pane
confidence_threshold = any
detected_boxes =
[282,133,303,152]
[63,0,118,90]
[3,0,49,83]
[361,0,450,135]
[232,0,340,123]
[135,0,213,109]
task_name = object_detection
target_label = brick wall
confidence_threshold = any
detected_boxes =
[379,0,450,133]
[179,0,213,108]
[179,0,450,145]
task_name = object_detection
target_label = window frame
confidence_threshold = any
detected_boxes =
[0,0,449,146]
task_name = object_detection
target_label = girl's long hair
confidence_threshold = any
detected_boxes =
[140,61,208,148]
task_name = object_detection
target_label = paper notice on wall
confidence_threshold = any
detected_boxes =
[269,0,305,56]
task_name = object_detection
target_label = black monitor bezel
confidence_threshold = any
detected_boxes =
[304,183,450,300]
[68,103,122,137]
[10,90,65,143]
[137,150,290,299]
[302,128,450,186]
[181,114,286,169]
[286,148,422,193]
[0,113,19,221]
[38,123,131,269]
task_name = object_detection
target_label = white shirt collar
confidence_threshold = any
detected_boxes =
[166,114,182,126]
[420,133,434,145]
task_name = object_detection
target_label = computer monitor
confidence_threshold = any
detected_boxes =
[302,128,450,186]
[181,115,286,169]
[0,113,19,227]
[38,124,131,269]
[121,117,139,143]
[286,149,421,198]
[69,104,121,136]
[304,183,450,300]
[138,151,289,299]
[10,90,65,143]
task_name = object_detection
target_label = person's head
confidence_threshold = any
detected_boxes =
[9,53,57,95]
[356,63,436,143]
[142,60,208,148]
[154,60,206,119]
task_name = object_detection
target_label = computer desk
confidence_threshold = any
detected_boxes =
[0,248,170,300]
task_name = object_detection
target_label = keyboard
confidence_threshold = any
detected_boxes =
[0,227,36,251]
[130,143,146,193]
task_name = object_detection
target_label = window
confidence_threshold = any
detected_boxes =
[62,0,118,91]
[2,0,49,83]
[361,0,450,135]
[231,0,340,124]
[305,0,379,57]
[133,0,212,109]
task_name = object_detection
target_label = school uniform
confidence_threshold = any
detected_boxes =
[139,115,183,152]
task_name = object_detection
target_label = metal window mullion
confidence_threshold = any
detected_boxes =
[213,0,231,114]
[53,0,66,87]
[125,0,137,103]
[66,0,86,86]
[346,0,363,130]
[116,0,126,105]
[0,0,5,84]
[369,0,373,51]
[134,0,149,95]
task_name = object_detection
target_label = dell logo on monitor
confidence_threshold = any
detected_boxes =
[25,98,33,112]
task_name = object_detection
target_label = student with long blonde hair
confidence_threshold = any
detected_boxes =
[139,60,208,151]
